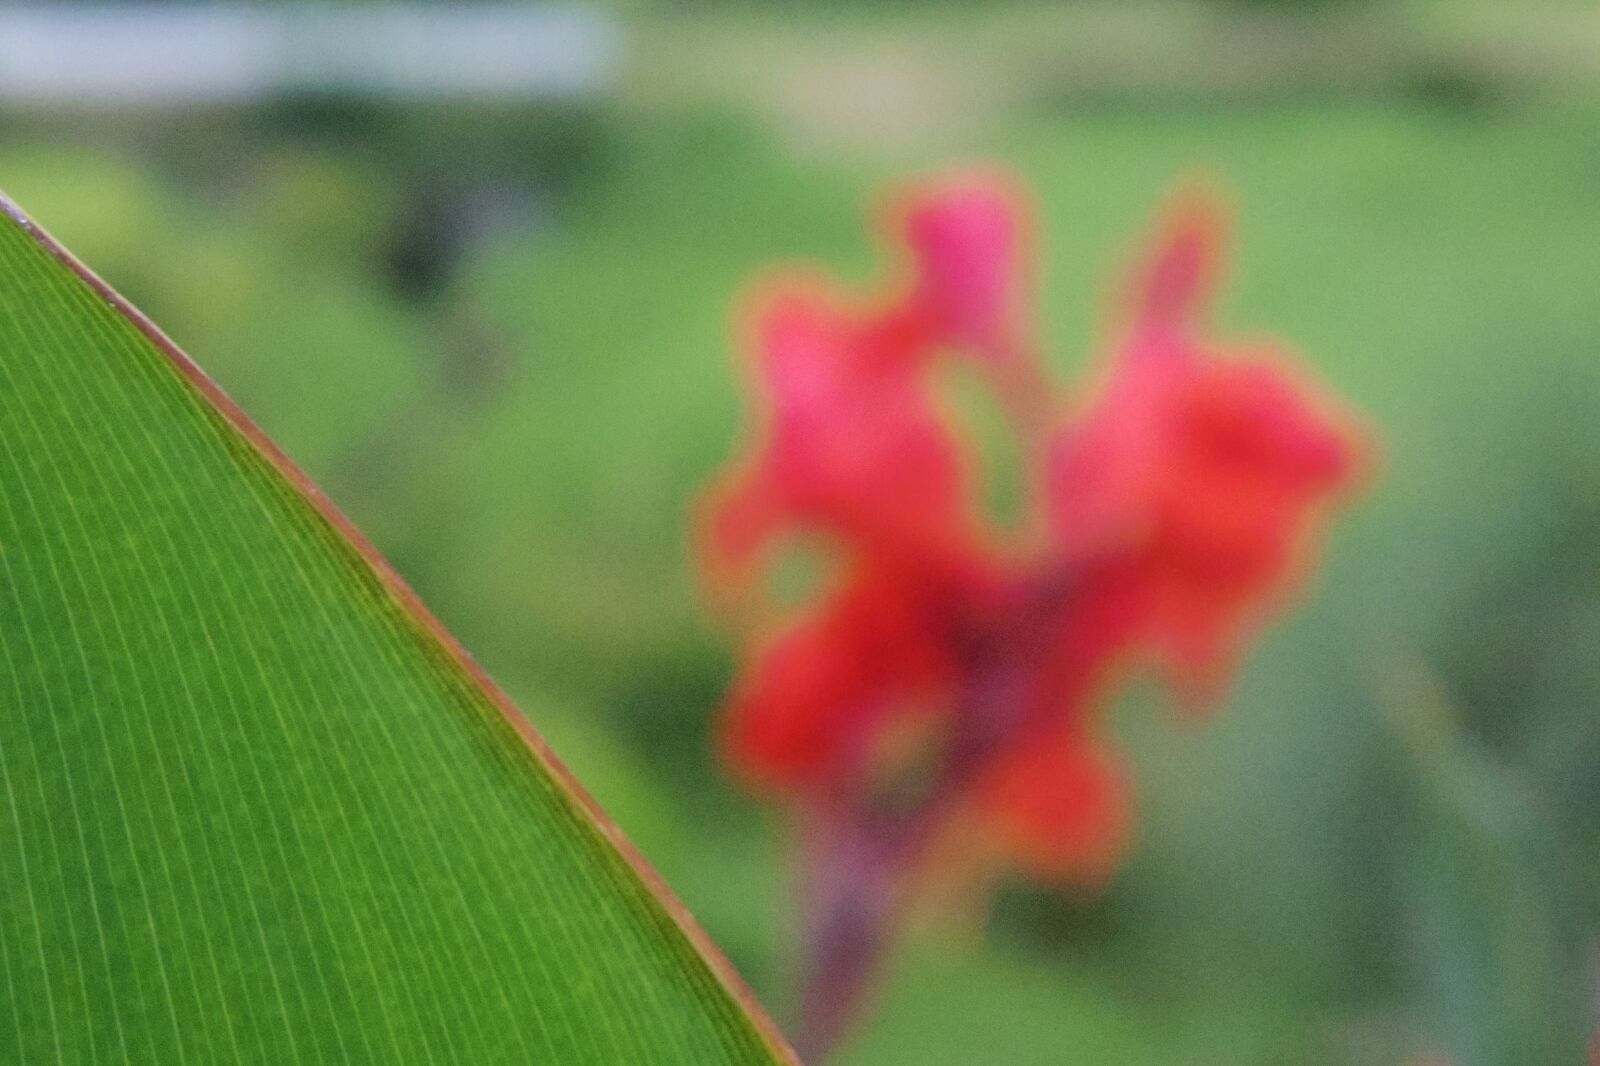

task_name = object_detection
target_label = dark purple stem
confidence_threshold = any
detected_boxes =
[791,334,1087,1059]
[793,817,902,1062]
[791,571,1077,1060]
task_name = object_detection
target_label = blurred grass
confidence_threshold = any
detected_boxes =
[5,2,1600,1060]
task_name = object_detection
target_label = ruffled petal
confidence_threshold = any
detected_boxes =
[1045,199,1365,710]
[897,173,1029,365]
[720,566,960,793]
[974,731,1131,884]
[1128,192,1224,335]
[709,284,986,585]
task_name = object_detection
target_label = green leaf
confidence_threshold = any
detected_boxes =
[1385,668,1590,1066]
[0,195,794,1064]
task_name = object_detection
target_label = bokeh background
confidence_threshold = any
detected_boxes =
[6,1,1600,1061]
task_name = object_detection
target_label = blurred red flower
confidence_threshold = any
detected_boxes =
[698,170,1369,1055]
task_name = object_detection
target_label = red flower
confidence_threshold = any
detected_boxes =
[972,728,1131,884]
[897,172,1030,367]
[700,173,1369,1056]
[704,285,988,595]
[1043,202,1361,708]
[701,172,1367,891]
[721,565,963,793]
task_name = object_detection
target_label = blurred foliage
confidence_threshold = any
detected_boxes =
[4,1,1600,1061]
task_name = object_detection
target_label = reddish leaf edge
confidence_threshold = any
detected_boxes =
[0,192,801,1066]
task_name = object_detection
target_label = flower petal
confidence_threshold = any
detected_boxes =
[974,732,1132,884]
[898,173,1029,366]
[1046,202,1365,709]
[720,566,960,793]
[710,285,985,583]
